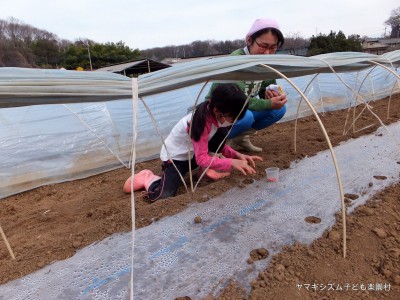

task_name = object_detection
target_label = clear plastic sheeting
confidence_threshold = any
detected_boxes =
[0,68,132,107]
[280,66,400,120]
[0,51,400,107]
[137,51,400,97]
[1,65,400,198]
[0,85,205,199]
[1,123,399,299]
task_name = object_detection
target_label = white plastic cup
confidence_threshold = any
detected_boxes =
[265,167,279,182]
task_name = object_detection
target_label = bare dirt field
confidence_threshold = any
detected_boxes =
[1,95,400,299]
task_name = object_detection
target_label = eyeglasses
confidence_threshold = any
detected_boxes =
[220,113,234,121]
[220,113,228,119]
[254,39,278,51]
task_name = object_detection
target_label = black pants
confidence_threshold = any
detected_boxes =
[147,127,229,201]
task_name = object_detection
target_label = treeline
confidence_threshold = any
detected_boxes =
[142,33,311,60]
[142,31,363,60]
[0,17,364,70]
[142,39,245,60]
[307,31,362,56]
[0,17,141,69]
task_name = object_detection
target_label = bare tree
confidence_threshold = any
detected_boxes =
[284,32,310,55]
[385,6,400,38]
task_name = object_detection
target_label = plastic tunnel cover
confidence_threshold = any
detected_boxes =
[1,66,399,199]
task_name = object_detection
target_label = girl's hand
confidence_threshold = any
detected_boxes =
[235,153,263,168]
[231,159,256,175]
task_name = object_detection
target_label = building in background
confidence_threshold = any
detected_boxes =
[362,38,400,55]
[96,58,170,77]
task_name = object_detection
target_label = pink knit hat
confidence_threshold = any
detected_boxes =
[246,18,281,39]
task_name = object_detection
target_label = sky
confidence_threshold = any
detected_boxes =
[0,0,398,50]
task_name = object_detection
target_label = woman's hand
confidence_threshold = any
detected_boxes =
[266,90,287,109]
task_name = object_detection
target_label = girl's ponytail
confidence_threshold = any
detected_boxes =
[190,83,248,141]
[190,100,209,142]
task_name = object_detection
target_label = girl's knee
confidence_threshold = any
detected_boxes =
[148,187,177,202]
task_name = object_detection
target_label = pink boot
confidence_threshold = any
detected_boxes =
[198,168,230,181]
[123,170,161,193]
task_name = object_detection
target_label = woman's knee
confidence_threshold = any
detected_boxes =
[276,104,286,121]
[229,110,254,138]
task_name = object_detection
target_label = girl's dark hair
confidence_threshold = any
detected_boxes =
[190,83,248,141]
[249,28,284,49]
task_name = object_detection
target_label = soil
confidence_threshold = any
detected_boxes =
[214,184,400,300]
[1,95,400,299]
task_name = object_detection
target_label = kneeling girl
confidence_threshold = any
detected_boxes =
[124,83,263,201]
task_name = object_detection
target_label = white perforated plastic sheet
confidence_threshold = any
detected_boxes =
[0,123,399,299]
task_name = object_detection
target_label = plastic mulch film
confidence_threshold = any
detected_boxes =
[0,122,399,299]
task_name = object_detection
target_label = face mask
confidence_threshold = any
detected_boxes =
[215,110,233,127]
[218,115,233,128]
[218,120,232,127]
